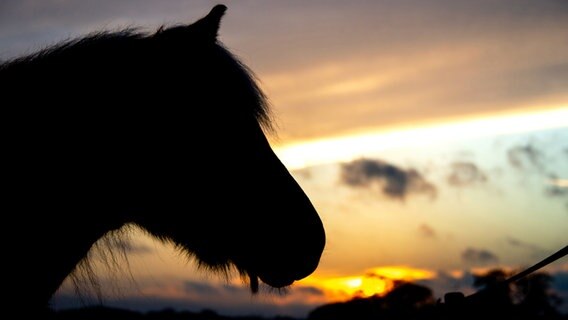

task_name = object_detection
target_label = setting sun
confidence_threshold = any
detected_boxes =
[299,266,437,300]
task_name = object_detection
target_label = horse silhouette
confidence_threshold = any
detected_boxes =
[1,5,325,313]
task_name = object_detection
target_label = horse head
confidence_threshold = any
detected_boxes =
[127,5,326,292]
[1,5,325,310]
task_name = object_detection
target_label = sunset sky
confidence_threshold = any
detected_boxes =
[1,0,567,318]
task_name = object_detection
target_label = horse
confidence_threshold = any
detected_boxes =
[1,4,325,314]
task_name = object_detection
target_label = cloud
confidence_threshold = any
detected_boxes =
[506,237,539,250]
[418,224,437,239]
[506,143,568,202]
[447,161,488,187]
[341,158,437,200]
[506,143,568,208]
[507,144,544,172]
[294,285,325,296]
[546,174,568,198]
[183,280,256,298]
[183,281,223,296]
[546,181,568,211]
[461,248,499,265]
[505,236,548,259]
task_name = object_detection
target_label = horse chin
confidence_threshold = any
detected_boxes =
[257,274,294,290]
[245,270,293,293]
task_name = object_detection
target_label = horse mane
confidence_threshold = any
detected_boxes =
[213,41,275,134]
[0,22,275,134]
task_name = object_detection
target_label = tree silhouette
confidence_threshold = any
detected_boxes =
[308,268,566,320]
[516,272,563,318]
[308,281,435,320]
[471,268,514,313]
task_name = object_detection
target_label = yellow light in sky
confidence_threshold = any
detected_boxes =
[274,107,568,170]
[367,266,436,281]
[301,275,390,300]
[345,277,363,288]
[299,266,436,301]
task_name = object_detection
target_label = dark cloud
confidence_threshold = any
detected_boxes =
[461,247,499,265]
[505,236,548,259]
[418,224,437,239]
[341,158,437,200]
[546,185,568,197]
[184,281,222,296]
[183,281,250,297]
[447,161,488,187]
[507,144,544,171]
[294,285,325,296]
[506,236,538,250]
[545,184,568,211]
[505,141,568,208]
[546,175,568,198]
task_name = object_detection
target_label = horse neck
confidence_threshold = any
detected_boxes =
[13,213,125,310]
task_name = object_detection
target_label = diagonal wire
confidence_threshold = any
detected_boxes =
[464,244,568,302]
[504,245,568,285]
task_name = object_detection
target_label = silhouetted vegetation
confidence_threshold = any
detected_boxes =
[308,269,566,320]
[48,306,302,320]
[308,282,436,320]
[45,269,566,320]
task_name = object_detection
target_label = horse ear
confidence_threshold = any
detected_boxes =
[193,4,227,40]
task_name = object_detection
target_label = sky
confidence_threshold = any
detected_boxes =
[1,0,567,318]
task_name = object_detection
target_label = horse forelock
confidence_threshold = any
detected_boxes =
[217,44,275,135]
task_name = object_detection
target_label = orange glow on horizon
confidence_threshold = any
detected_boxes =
[365,266,436,281]
[298,266,437,301]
